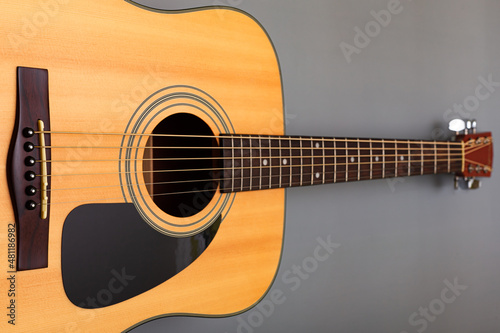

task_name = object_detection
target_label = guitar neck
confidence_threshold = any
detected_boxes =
[219,135,464,193]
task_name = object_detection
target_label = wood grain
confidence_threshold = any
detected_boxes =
[0,1,284,331]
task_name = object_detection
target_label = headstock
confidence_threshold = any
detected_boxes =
[457,132,493,178]
[449,119,493,190]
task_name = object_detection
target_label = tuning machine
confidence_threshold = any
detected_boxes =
[448,118,477,136]
[449,118,487,191]
[454,176,481,190]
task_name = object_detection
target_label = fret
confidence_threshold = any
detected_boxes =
[310,139,314,185]
[447,142,451,173]
[231,137,236,192]
[333,139,337,183]
[369,139,373,180]
[240,136,244,192]
[300,138,304,186]
[250,137,261,191]
[249,136,253,190]
[394,142,399,178]
[382,139,386,179]
[268,137,272,189]
[357,138,360,181]
[434,141,437,174]
[289,137,292,187]
[291,138,301,187]
[407,140,411,176]
[279,138,282,188]
[345,139,349,182]
[322,137,326,184]
[420,140,424,175]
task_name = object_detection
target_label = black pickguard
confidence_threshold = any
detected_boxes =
[61,203,220,309]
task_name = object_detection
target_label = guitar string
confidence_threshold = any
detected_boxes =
[35,130,465,146]
[46,177,223,192]
[36,147,469,157]
[39,157,463,178]
[37,152,464,164]
[42,164,461,206]
[36,144,467,151]
[29,132,470,197]
[36,158,463,194]
[29,133,482,204]
[44,161,463,193]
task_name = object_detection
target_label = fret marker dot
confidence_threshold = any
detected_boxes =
[315,172,320,179]
[263,159,268,166]
[400,156,405,161]
[350,157,355,163]
[283,159,288,165]
[375,156,380,162]
[315,142,320,149]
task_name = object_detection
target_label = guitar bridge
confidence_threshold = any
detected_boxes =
[7,67,52,271]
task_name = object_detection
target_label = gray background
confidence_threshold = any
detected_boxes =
[131,0,500,332]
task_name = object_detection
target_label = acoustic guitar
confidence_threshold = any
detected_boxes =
[0,1,493,332]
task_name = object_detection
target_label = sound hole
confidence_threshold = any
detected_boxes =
[143,113,220,218]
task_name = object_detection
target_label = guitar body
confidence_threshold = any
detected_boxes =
[0,1,284,331]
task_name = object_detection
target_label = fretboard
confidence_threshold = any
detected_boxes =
[219,135,463,193]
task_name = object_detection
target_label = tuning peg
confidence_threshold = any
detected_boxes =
[467,177,481,189]
[454,176,482,190]
[449,119,466,135]
[448,119,477,135]
[465,119,478,134]
[470,119,477,134]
